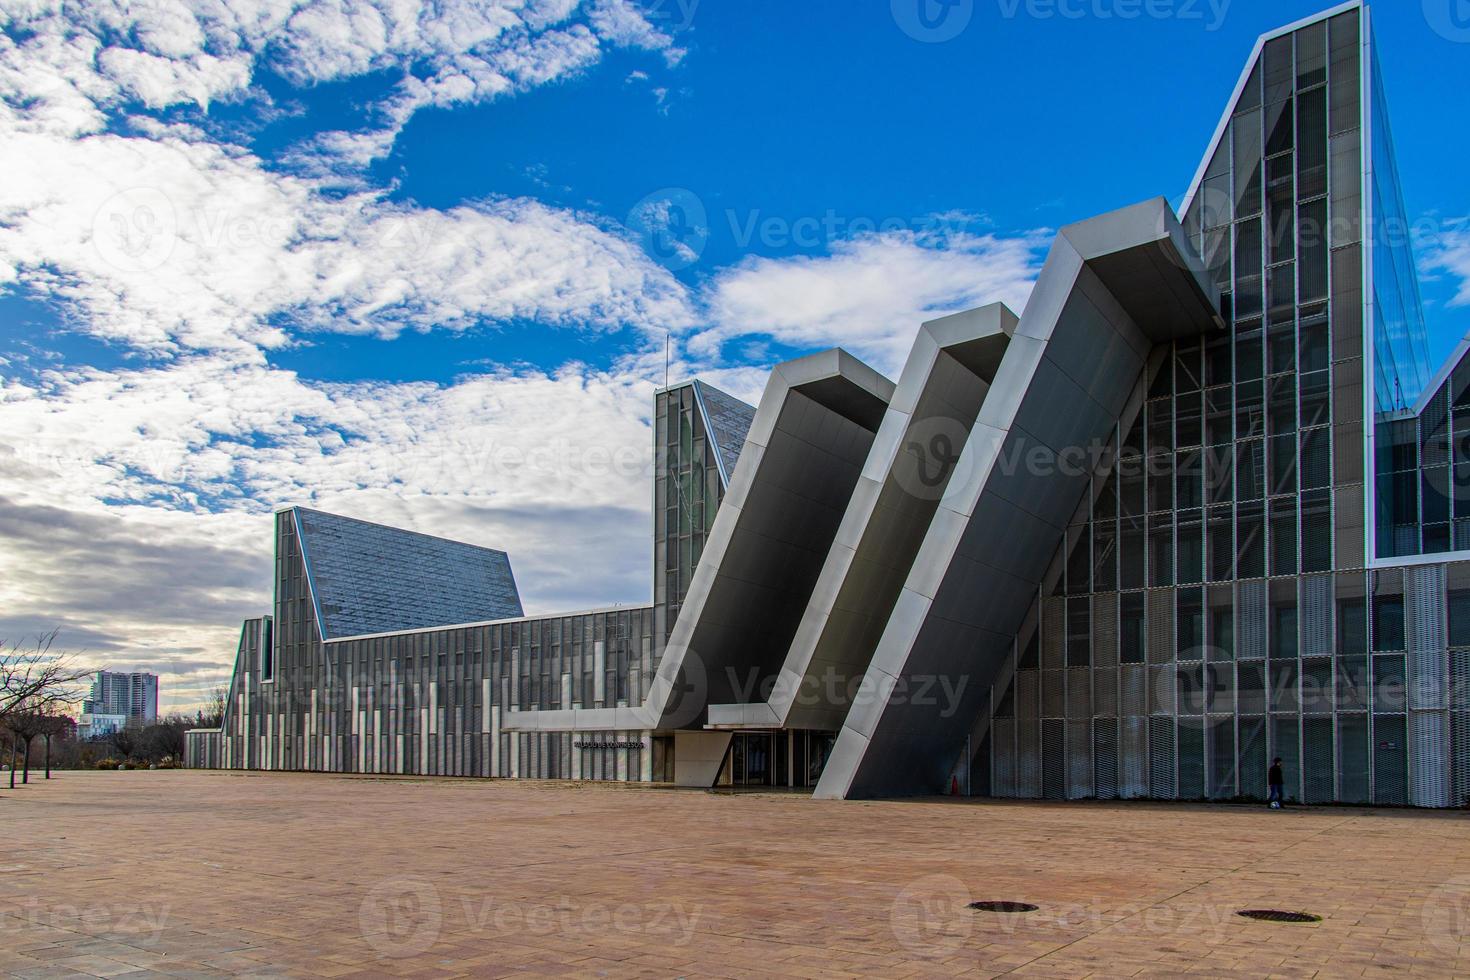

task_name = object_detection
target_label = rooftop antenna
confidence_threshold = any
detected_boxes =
[665,332,670,388]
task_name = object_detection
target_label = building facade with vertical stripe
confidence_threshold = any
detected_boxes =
[192,3,1470,807]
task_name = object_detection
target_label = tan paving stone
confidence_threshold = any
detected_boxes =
[4,771,1470,977]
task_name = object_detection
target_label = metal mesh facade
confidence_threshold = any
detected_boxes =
[193,380,752,783]
[983,8,1470,807]
[210,520,664,781]
[207,514,662,779]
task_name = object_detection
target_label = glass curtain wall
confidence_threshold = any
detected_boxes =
[979,9,1470,806]
[654,384,728,642]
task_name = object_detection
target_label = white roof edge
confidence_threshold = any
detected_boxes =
[689,380,732,487]
[291,507,329,646]
[1180,0,1365,219]
[322,603,655,644]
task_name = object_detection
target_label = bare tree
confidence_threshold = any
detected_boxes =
[38,711,73,778]
[1,631,93,790]
[0,631,94,725]
[4,709,70,784]
[201,685,228,728]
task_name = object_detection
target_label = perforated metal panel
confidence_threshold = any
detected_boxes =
[992,718,1016,797]
[1149,716,1176,799]
[1207,716,1236,799]
[1410,710,1451,807]
[1453,713,1470,807]
[1177,663,1206,715]
[1067,667,1092,718]
[1150,666,1176,715]
[1043,718,1065,800]
[1043,596,1066,669]
[1237,660,1267,715]
[1453,651,1470,712]
[1271,716,1301,802]
[1095,718,1119,800]
[1301,658,1334,715]
[1408,565,1446,653]
[1122,665,1147,716]
[1093,593,1118,667]
[1300,575,1334,657]
[1148,589,1175,664]
[1016,670,1040,719]
[1121,716,1149,798]
[1410,647,1446,712]
[1239,716,1268,799]
[1338,714,1371,804]
[1374,715,1409,805]
[1067,719,1094,799]
[1178,720,1205,799]
[1093,667,1118,717]
[1042,668,1065,718]
[1238,579,1268,660]
[1017,720,1041,798]
[1299,492,1332,572]
[1302,716,1335,803]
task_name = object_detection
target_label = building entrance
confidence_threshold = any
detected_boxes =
[718,730,836,788]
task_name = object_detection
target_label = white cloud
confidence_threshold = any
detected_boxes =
[0,127,694,354]
[1,0,683,160]
[0,0,1062,715]
[0,351,670,710]
[1422,226,1470,308]
[698,227,1046,376]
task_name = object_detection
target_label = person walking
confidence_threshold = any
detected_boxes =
[1268,757,1285,809]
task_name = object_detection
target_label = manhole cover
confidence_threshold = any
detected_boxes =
[968,901,1039,914]
[1238,909,1322,924]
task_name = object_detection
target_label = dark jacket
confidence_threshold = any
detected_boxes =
[1268,764,1285,787]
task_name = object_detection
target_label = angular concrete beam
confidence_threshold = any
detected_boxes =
[707,304,1017,734]
[815,198,1222,799]
[504,348,894,736]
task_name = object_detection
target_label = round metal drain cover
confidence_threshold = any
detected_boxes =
[1238,910,1322,924]
[968,901,1039,914]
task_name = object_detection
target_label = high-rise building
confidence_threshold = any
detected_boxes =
[189,3,1470,807]
[82,670,159,734]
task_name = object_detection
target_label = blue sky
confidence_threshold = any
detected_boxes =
[216,0,1470,378]
[1,0,1467,710]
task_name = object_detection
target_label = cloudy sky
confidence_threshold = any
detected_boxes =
[1,0,1467,713]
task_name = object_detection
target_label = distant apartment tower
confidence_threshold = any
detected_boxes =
[85,671,159,728]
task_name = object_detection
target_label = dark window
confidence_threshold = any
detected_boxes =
[1121,594,1146,664]
[1338,596,1367,656]
[1372,595,1405,652]
[1450,590,1470,648]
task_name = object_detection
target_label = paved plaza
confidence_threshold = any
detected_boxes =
[3,770,1468,977]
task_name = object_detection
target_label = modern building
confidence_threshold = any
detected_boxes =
[189,2,1470,807]
[82,670,158,737]
[77,712,127,741]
